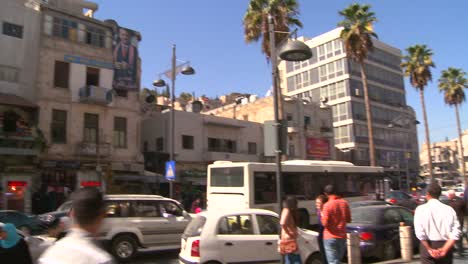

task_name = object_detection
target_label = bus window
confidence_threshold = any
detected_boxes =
[254,172,277,204]
[210,167,244,187]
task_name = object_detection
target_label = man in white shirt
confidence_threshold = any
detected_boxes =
[39,187,114,264]
[414,183,461,264]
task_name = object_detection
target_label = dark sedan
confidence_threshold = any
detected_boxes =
[350,200,392,209]
[346,205,417,261]
[38,200,72,224]
[0,210,47,235]
[385,191,418,210]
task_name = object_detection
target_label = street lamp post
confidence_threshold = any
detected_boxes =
[153,44,195,199]
[267,15,311,264]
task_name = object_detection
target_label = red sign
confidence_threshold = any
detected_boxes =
[307,138,330,159]
[8,181,27,187]
[80,181,101,187]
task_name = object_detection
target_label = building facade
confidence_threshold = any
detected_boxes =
[205,95,335,160]
[141,110,264,198]
[420,130,468,182]
[278,28,419,189]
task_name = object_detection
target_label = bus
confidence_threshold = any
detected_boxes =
[207,160,384,227]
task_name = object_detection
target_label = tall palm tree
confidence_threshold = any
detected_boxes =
[338,3,378,166]
[401,45,436,180]
[438,67,468,183]
[243,0,302,59]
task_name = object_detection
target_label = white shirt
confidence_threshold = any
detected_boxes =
[414,199,461,241]
[39,228,114,264]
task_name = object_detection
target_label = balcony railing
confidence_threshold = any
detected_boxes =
[0,137,40,156]
[76,142,111,157]
[79,85,112,105]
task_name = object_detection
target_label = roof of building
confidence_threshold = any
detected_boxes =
[0,92,37,108]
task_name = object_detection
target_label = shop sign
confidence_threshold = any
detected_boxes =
[8,181,27,187]
[306,137,331,159]
[42,161,81,169]
[80,181,101,187]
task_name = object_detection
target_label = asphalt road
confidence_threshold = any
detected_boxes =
[124,249,179,264]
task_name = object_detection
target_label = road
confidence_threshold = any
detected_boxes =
[126,249,179,264]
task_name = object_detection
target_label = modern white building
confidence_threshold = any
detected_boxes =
[278,28,419,189]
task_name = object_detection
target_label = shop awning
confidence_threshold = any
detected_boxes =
[0,92,37,108]
[113,171,166,183]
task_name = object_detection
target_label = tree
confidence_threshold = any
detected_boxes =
[438,67,468,183]
[401,45,436,180]
[338,3,378,166]
[243,0,302,59]
[140,88,158,103]
[179,92,193,104]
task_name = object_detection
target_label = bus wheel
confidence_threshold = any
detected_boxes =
[298,209,309,228]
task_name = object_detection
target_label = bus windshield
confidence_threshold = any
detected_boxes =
[210,167,244,187]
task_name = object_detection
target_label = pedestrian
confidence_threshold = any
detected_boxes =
[38,187,114,264]
[414,183,460,264]
[321,185,351,264]
[316,194,328,264]
[279,195,301,264]
[191,197,202,214]
[447,189,465,257]
[0,223,33,264]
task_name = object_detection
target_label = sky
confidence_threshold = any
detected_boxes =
[92,0,468,146]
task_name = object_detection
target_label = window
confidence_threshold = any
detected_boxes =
[156,137,164,151]
[334,125,351,144]
[218,215,253,235]
[83,113,98,143]
[52,17,78,41]
[286,114,293,121]
[248,142,257,155]
[105,200,133,218]
[0,66,19,83]
[51,109,67,144]
[54,61,70,88]
[319,65,327,81]
[332,102,349,122]
[208,138,236,153]
[254,172,277,204]
[134,200,161,217]
[383,209,402,225]
[86,67,100,86]
[304,116,311,126]
[210,167,244,187]
[113,117,127,148]
[289,144,295,157]
[3,22,23,38]
[182,135,194,150]
[326,42,333,58]
[143,141,148,152]
[85,26,105,48]
[257,215,280,235]
[159,201,184,217]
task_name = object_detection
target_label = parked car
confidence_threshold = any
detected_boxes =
[350,200,392,209]
[99,195,191,262]
[179,208,322,264]
[347,205,417,261]
[0,210,47,235]
[385,191,418,210]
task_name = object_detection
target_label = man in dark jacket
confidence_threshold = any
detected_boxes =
[447,189,466,256]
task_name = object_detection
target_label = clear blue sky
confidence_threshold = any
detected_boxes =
[93,0,468,145]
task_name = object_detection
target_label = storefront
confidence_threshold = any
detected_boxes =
[1,173,35,213]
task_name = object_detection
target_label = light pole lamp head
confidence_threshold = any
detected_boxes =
[279,40,312,62]
[181,65,195,75]
[153,79,166,87]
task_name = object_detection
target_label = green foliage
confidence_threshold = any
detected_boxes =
[438,67,468,106]
[401,45,435,90]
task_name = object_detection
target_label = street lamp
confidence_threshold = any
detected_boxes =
[267,14,312,231]
[152,44,195,199]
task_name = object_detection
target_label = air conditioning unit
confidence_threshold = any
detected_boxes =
[320,96,328,103]
[355,88,362,97]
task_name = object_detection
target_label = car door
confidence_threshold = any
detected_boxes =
[254,214,281,263]
[131,200,170,246]
[216,214,270,263]
[158,200,191,245]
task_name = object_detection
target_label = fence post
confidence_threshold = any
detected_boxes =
[347,232,361,264]
[399,222,413,261]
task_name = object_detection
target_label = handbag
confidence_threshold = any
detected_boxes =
[278,238,298,254]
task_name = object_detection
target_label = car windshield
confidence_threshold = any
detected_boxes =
[182,215,206,239]
[351,208,379,224]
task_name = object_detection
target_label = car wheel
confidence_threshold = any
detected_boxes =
[382,242,398,261]
[306,253,323,264]
[19,226,31,235]
[111,235,138,262]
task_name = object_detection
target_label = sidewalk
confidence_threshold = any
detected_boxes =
[374,249,468,264]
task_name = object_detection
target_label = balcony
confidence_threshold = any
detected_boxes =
[79,85,112,105]
[0,136,40,156]
[76,142,111,157]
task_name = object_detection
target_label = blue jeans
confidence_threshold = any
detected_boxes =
[324,238,346,264]
[285,253,301,264]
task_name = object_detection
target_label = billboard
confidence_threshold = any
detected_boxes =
[306,138,330,159]
[112,25,141,91]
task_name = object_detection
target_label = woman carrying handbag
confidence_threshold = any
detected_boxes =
[279,196,301,264]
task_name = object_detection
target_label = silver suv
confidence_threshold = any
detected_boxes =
[100,195,191,261]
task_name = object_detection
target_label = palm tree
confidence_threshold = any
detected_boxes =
[243,0,302,59]
[338,3,378,166]
[438,67,468,183]
[401,45,436,180]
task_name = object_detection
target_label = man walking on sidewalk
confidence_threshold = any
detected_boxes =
[447,189,466,256]
[321,184,351,264]
[414,183,461,264]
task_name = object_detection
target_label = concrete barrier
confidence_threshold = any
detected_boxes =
[347,232,361,264]
[399,222,413,261]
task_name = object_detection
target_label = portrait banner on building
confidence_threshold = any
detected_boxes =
[112,25,141,91]
[307,137,330,159]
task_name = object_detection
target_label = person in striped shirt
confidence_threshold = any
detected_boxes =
[321,184,351,264]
